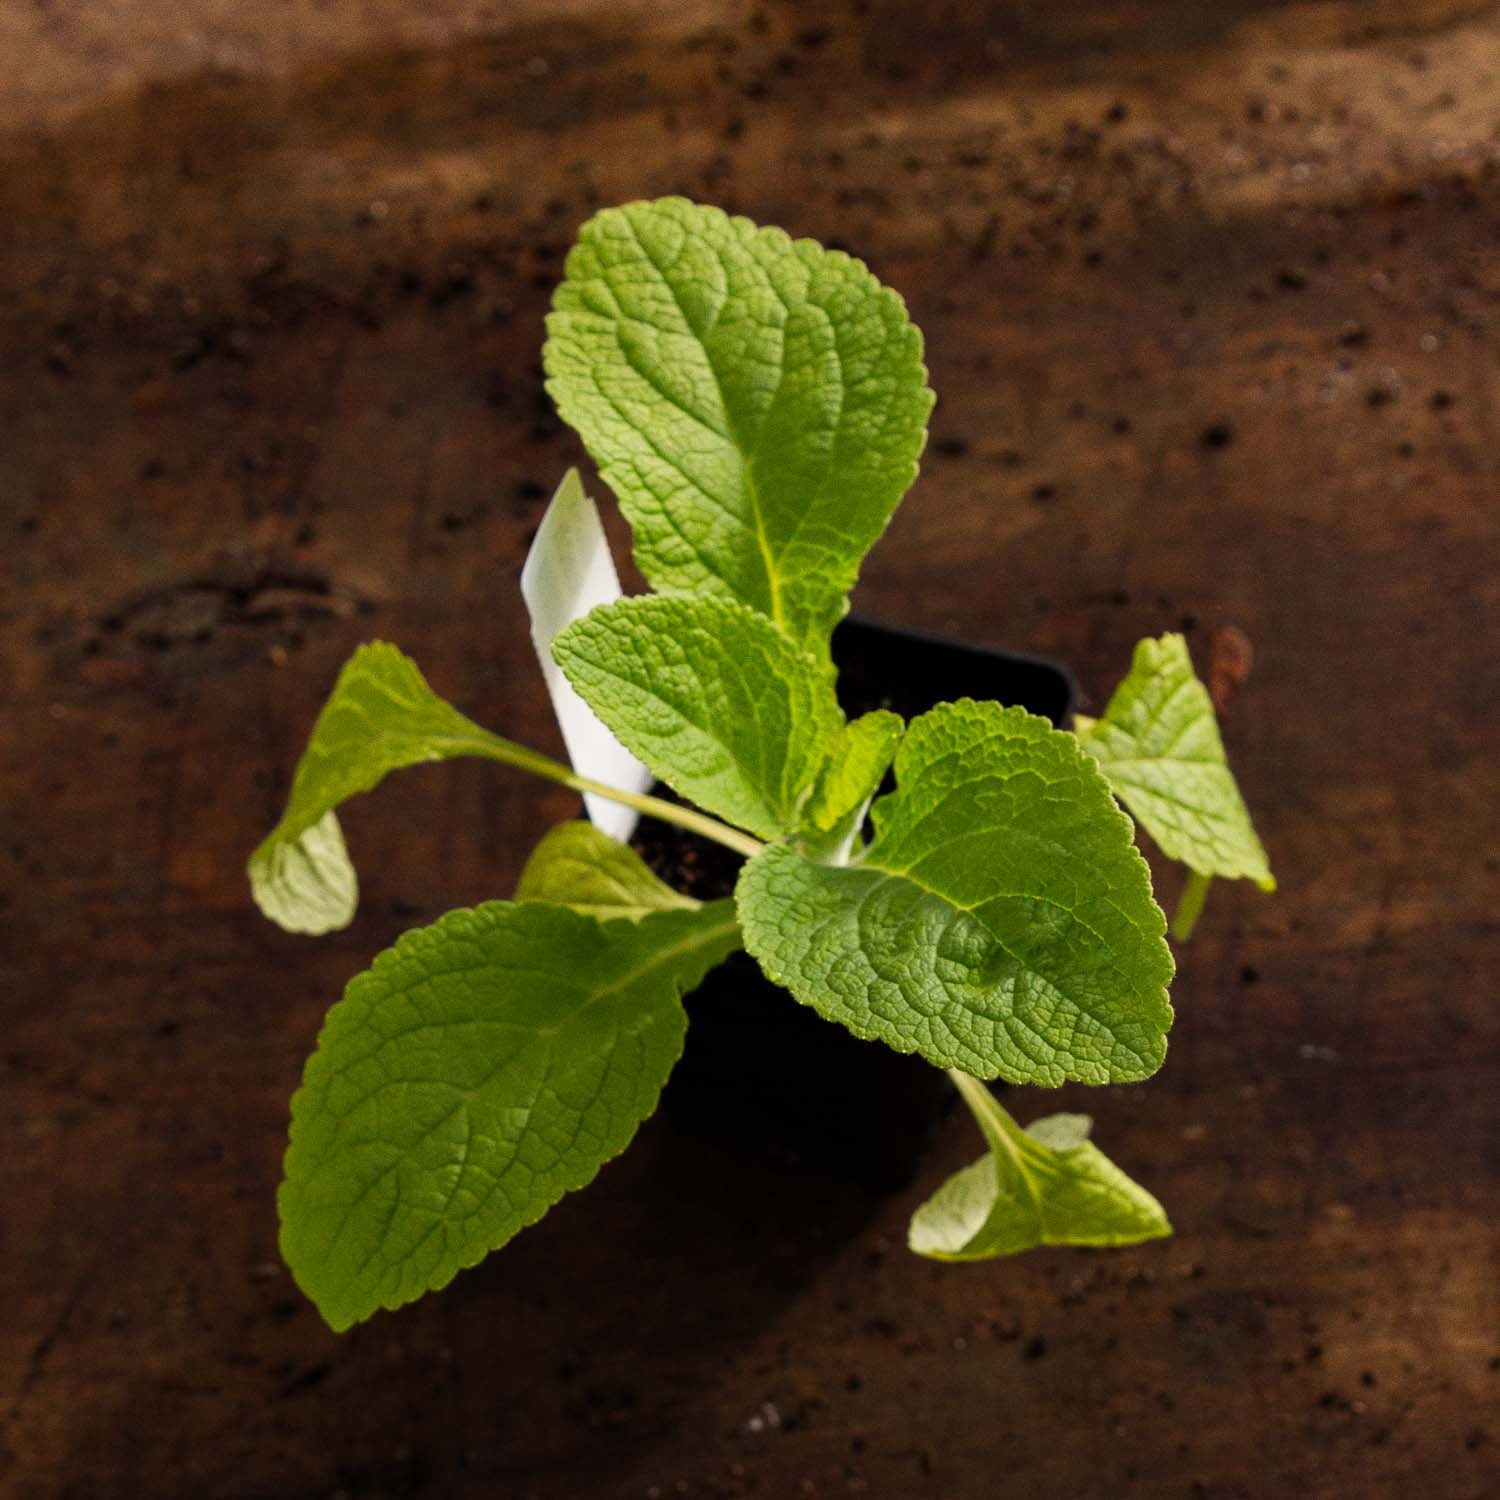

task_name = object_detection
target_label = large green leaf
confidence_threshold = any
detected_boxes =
[909,1073,1171,1261]
[553,594,844,841]
[736,700,1174,1086]
[516,822,698,920]
[250,644,517,935]
[280,899,740,1331]
[1077,634,1274,890]
[544,197,934,657]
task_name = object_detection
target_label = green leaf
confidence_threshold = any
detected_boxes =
[250,643,517,935]
[516,822,698,920]
[280,898,740,1331]
[797,710,903,859]
[544,197,934,657]
[736,700,1174,1086]
[1077,634,1274,891]
[908,1073,1171,1261]
[553,594,844,841]
[250,810,357,940]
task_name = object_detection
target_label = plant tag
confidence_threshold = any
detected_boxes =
[520,469,651,841]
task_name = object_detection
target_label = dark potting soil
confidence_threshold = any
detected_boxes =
[626,617,1076,1193]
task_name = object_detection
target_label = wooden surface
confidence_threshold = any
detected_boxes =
[3,2,1498,1496]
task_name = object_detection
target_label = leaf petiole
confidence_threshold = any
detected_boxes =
[489,735,767,860]
[1170,869,1212,942]
[948,1069,1029,1170]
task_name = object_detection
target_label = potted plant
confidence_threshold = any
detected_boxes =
[249,197,1274,1332]
[634,616,1079,1192]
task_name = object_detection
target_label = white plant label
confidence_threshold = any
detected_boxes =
[520,469,652,841]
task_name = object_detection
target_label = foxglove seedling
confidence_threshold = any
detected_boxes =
[252,198,1274,1330]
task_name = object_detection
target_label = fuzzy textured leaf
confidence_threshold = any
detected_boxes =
[516,822,697,920]
[1078,634,1274,890]
[737,701,1174,1086]
[280,899,740,1330]
[797,710,903,859]
[250,644,513,935]
[909,1074,1171,1261]
[544,197,934,656]
[554,594,844,840]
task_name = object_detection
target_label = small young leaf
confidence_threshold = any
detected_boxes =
[1077,633,1274,890]
[544,197,934,657]
[250,644,515,935]
[797,710,903,859]
[553,594,844,841]
[908,1073,1171,1261]
[280,899,740,1331]
[736,700,1174,1086]
[516,822,698,920]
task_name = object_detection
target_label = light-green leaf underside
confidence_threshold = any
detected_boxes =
[280,898,740,1331]
[516,822,698,920]
[736,700,1174,1086]
[544,197,934,657]
[250,643,515,935]
[1077,633,1274,890]
[554,593,844,841]
[908,1073,1171,1261]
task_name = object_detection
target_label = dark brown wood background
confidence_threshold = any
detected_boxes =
[3,2,1497,1496]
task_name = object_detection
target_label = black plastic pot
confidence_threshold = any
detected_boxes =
[627,617,1077,1192]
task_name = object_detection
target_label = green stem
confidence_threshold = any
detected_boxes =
[471,732,766,860]
[948,1070,1027,1167]
[1171,869,1212,943]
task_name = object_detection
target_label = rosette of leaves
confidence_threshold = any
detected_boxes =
[251,198,1271,1330]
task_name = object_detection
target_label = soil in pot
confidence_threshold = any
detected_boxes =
[629,617,1076,1193]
